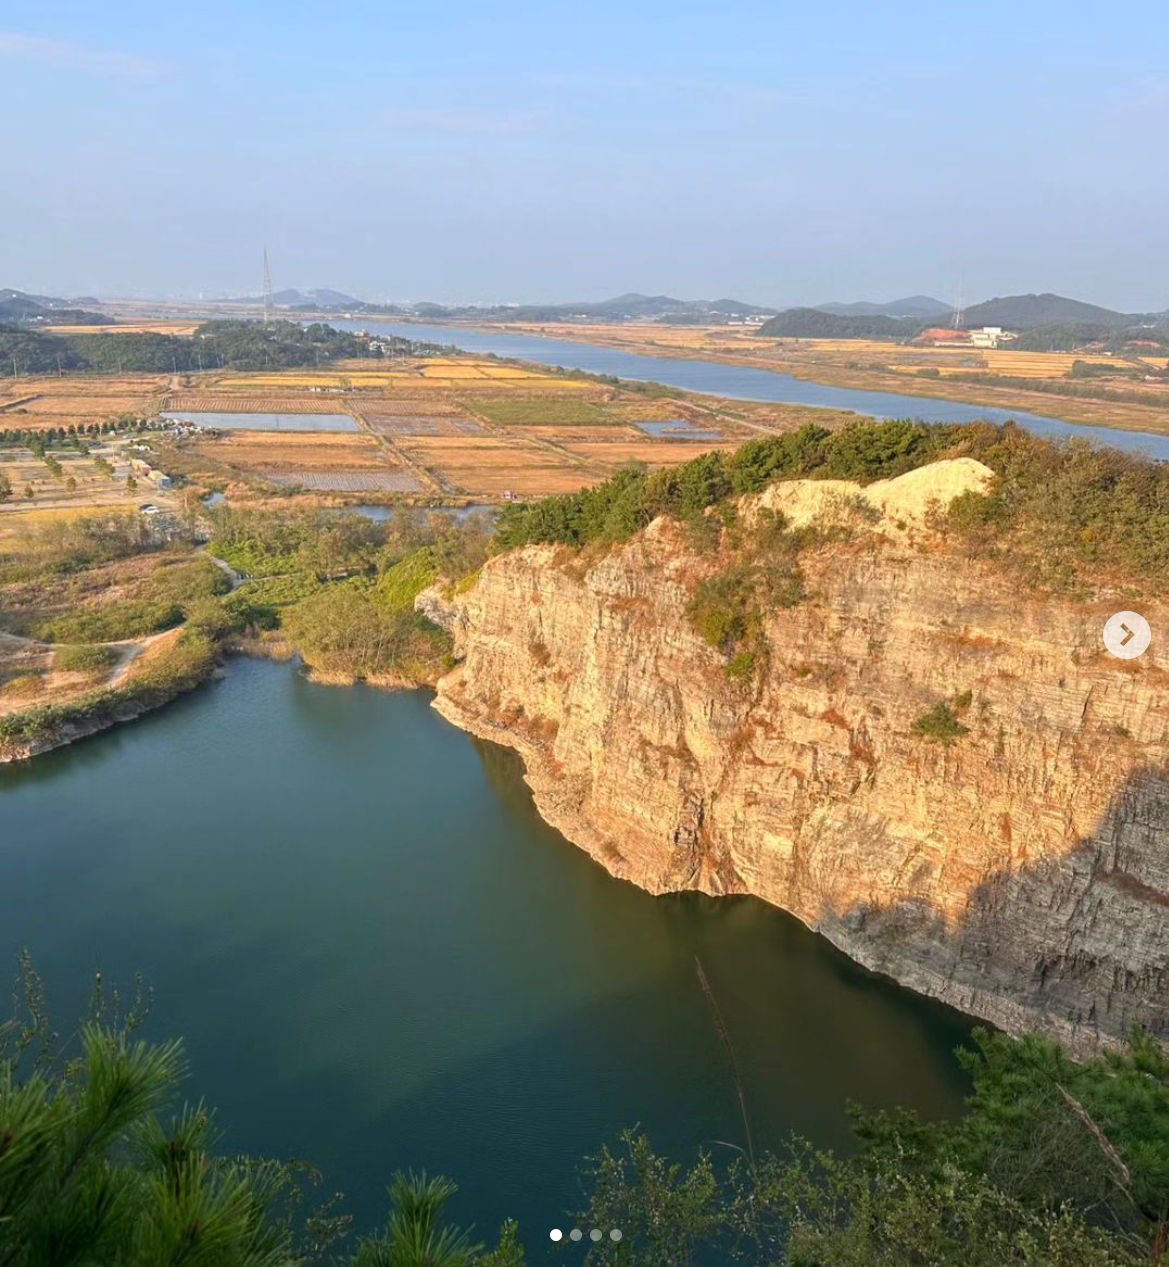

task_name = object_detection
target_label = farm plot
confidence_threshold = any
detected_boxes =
[162,410,358,432]
[267,471,422,492]
[357,397,466,417]
[365,413,487,437]
[465,397,617,427]
[509,425,644,443]
[165,394,362,415]
[21,394,158,415]
[400,436,601,496]
[563,441,739,469]
[189,432,392,483]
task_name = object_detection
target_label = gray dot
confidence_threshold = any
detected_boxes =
[610,1229,623,1242]
[590,1229,602,1242]
[569,1229,583,1242]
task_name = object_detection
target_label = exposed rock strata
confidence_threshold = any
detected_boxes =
[420,465,1169,1051]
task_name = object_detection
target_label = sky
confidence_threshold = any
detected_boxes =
[4,1,1168,310]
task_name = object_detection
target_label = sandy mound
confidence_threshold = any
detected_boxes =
[749,457,994,536]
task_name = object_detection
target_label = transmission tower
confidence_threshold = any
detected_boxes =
[950,277,965,330]
[262,248,274,325]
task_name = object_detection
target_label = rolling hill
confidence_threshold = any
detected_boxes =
[815,295,950,319]
[960,293,1132,329]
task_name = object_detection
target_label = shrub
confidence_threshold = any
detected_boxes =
[53,644,117,673]
[34,600,185,644]
[912,702,969,746]
[723,651,756,683]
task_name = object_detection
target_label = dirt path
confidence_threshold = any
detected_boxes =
[203,549,243,591]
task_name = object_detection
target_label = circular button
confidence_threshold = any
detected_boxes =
[1103,611,1151,660]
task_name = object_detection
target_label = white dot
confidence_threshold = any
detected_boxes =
[569,1229,583,1241]
[610,1229,623,1242]
[550,1229,562,1242]
[590,1229,602,1242]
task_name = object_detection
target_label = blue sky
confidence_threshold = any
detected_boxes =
[4,1,1168,309]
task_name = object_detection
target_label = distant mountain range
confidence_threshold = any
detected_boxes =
[814,295,951,319]
[240,290,780,323]
[227,287,362,309]
[214,286,1169,331]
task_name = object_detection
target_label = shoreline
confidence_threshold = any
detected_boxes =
[432,319,1169,440]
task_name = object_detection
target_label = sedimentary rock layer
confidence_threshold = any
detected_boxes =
[421,467,1169,1051]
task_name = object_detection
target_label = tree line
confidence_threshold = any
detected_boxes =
[0,320,447,377]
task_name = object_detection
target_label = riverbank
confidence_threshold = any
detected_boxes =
[474,321,1169,438]
[0,626,220,763]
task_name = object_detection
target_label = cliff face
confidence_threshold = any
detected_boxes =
[421,470,1169,1051]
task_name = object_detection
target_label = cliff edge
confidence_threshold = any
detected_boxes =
[420,459,1169,1051]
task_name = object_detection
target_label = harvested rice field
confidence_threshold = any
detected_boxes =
[266,471,422,492]
[20,394,159,415]
[355,398,466,417]
[505,424,644,442]
[165,394,363,414]
[364,413,487,437]
[189,432,388,477]
[399,436,599,496]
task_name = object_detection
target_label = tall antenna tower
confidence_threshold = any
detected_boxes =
[262,248,274,325]
[950,276,965,330]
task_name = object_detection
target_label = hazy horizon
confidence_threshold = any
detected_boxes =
[5,1,1168,312]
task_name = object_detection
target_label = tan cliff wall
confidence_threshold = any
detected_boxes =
[419,475,1169,1051]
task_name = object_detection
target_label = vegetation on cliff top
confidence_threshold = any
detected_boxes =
[209,506,491,683]
[5,961,1169,1265]
[496,417,1169,595]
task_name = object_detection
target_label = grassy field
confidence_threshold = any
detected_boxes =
[465,397,617,426]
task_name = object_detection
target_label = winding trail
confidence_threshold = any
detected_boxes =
[0,551,243,699]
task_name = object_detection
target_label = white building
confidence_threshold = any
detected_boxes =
[970,326,1017,349]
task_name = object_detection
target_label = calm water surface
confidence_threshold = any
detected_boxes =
[0,659,972,1247]
[334,320,1169,460]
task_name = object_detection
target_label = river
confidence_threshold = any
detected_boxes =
[333,319,1169,460]
[0,658,972,1247]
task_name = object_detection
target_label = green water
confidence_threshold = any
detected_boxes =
[0,658,972,1245]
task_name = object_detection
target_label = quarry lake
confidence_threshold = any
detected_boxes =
[0,658,972,1246]
[338,319,1169,460]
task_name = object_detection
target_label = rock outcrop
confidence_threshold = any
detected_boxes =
[421,462,1169,1051]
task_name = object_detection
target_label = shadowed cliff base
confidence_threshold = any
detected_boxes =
[813,766,1169,1053]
